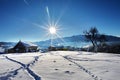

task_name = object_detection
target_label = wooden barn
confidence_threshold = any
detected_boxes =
[8,41,38,53]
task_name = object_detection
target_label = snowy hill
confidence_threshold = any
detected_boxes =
[0,51,120,80]
[0,42,16,48]
[0,42,16,53]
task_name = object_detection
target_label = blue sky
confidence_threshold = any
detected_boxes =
[0,0,120,42]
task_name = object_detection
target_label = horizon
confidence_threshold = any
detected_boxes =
[0,0,120,42]
[0,34,120,43]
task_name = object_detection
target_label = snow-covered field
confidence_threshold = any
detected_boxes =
[0,51,120,80]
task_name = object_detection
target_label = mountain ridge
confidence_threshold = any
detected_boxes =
[35,34,120,48]
[0,34,120,49]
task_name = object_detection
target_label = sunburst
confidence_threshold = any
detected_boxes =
[32,6,65,47]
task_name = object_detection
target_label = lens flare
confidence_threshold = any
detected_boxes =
[32,6,65,46]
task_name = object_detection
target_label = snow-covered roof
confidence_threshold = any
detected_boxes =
[20,41,38,47]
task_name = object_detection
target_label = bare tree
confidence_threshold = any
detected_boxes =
[84,27,99,52]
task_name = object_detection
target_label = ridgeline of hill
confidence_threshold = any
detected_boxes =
[0,34,120,49]
[35,35,120,48]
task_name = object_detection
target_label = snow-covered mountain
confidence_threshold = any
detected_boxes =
[0,42,16,49]
[35,35,120,49]
[0,35,120,50]
[0,42,16,53]
[35,35,86,48]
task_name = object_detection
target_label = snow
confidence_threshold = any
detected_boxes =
[0,51,120,80]
[0,47,5,53]
[21,42,38,47]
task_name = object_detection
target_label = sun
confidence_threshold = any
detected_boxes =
[32,6,65,46]
[49,27,56,34]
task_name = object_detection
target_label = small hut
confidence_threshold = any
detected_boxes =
[8,41,38,53]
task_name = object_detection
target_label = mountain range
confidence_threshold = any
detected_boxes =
[0,34,120,49]
[35,35,120,48]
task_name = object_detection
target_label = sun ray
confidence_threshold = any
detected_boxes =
[54,6,67,28]
[56,33,65,43]
[30,6,65,47]
[24,0,29,5]
[46,6,50,20]
[32,23,48,30]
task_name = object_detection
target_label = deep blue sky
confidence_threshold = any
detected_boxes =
[0,0,120,42]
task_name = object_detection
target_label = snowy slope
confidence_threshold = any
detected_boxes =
[0,51,120,80]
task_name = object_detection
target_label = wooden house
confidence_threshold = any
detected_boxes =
[8,41,38,53]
